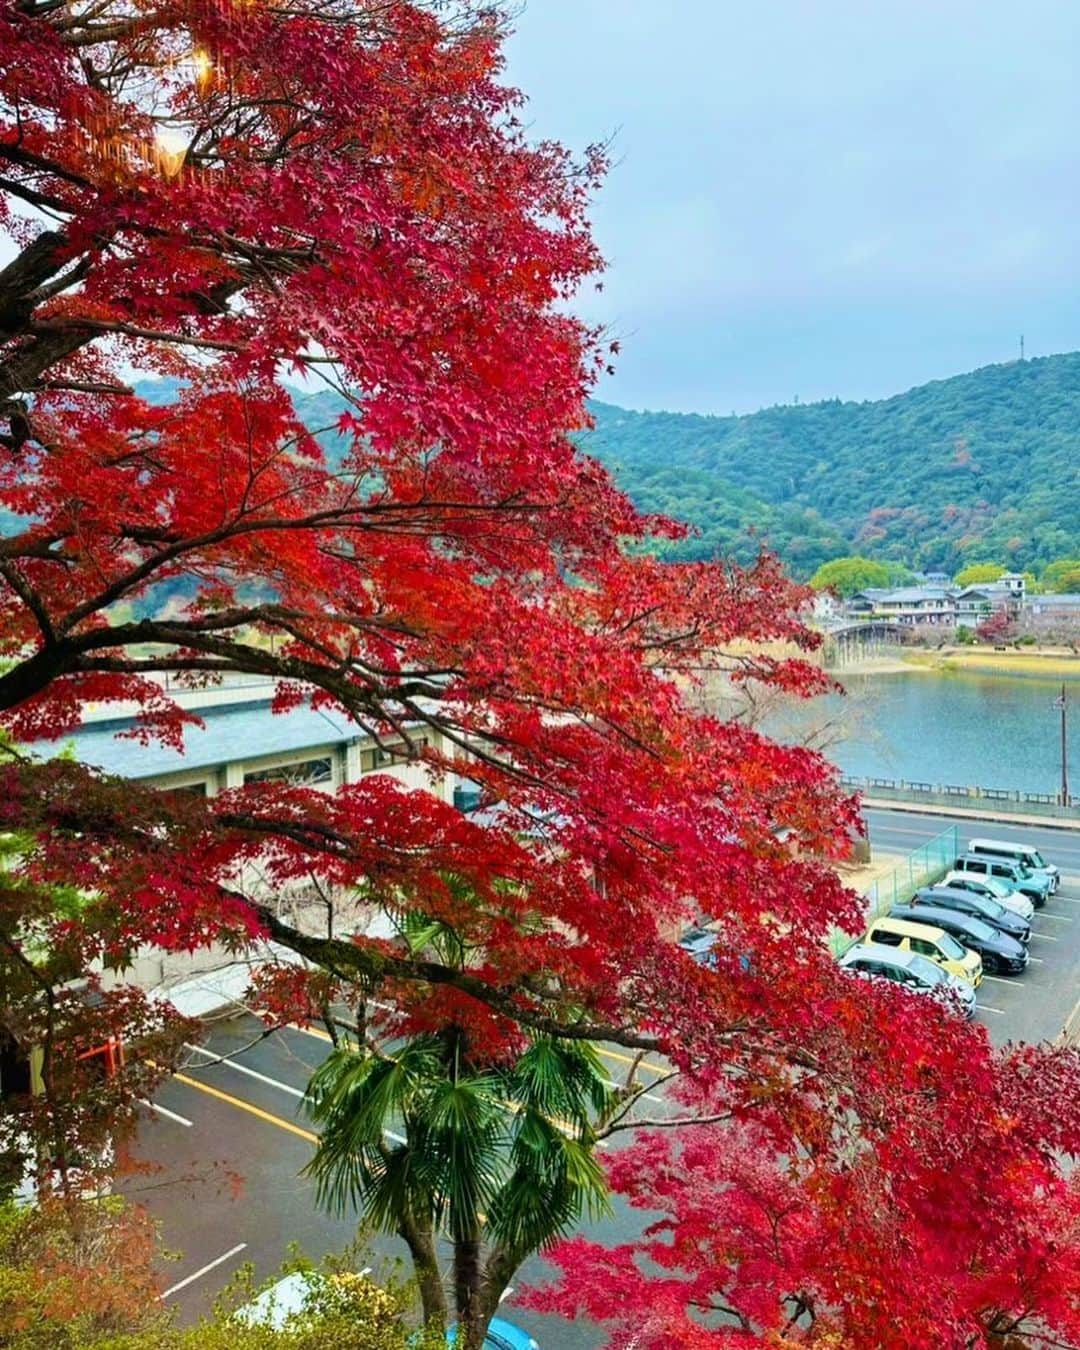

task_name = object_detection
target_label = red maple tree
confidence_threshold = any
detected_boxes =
[1,2,1078,1347]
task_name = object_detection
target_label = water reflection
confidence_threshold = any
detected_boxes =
[824,671,1079,794]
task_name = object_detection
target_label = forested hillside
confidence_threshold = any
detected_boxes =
[131,352,1080,582]
[582,353,1080,576]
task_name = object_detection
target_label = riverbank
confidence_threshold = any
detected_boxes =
[830,652,927,676]
[903,646,1080,679]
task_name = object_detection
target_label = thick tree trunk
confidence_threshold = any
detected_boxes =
[398,1210,447,1330]
[453,1232,486,1350]
[472,1246,519,1345]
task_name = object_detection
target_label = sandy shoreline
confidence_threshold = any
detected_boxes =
[829,647,1080,679]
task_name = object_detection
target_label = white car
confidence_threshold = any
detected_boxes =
[839,942,977,1019]
[941,871,1035,922]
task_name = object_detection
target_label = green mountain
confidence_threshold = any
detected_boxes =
[580,352,1080,577]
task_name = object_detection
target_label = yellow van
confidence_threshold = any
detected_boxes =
[864,915,982,988]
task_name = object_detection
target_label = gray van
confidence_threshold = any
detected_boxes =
[952,853,1051,908]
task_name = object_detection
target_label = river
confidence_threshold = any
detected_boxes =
[824,668,1080,794]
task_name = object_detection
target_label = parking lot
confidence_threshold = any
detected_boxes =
[124,806,1080,1348]
[864,807,1080,1044]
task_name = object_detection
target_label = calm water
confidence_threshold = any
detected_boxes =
[827,670,1080,794]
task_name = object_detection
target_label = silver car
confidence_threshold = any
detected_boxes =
[942,870,1035,922]
[839,942,977,1019]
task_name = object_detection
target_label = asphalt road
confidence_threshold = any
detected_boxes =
[126,806,1080,1347]
[130,1019,666,1347]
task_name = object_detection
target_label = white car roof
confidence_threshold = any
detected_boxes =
[235,1272,322,1330]
[841,942,919,970]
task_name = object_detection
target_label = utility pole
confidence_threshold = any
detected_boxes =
[1054,684,1069,804]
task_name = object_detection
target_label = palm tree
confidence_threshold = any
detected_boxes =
[302,1025,615,1349]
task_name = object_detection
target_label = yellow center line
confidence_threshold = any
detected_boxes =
[594,1046,669,1077]
[171,1070,318,1144]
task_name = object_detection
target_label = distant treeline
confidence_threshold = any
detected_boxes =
[578,352,1080,578]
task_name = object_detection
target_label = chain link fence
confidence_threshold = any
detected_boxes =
[829,825,960,957]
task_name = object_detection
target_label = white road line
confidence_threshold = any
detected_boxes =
[184,1043,304,1098]
[160,1243,248,1300]
[1039,912,1075,921]
[1052,895,1080,904]
[980,975,1019,987]
[182,1046,406,1146]
[976,1005,1006,1016]
[1027,956,1045,964]
[1030,933,1059,942]
[138,1098,193,1128]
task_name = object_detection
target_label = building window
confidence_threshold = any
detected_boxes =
[169,781,208,797]
[359,737,429,772]
[245,756,334,787]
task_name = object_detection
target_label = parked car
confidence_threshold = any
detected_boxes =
[863,915,982,987]
[838,943,976,1019]
[951,854,1051,908]
[912,885,1031,945]
[677,926,754,973]
[941,870,1034,922]
[238,1273,540,1350]
[968,837,1059,893]
[678,926,718,966]
[449,1322,540,1350]
[891,904,1028,976]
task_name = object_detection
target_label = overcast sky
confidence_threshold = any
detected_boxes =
[504,1,1080,414]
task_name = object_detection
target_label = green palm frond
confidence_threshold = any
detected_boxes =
[486,1134,611,1259]
[420,1076,506,1237]
[510,1036,616,1129]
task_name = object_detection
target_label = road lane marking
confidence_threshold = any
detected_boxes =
[171,1071,319,1142]
[1038,912,1074,921]
[184,1043,305,1098]
[1030,933,1059,941]
[976,1005,1006,1016]
[980,976,1020,987]
[291,1021,335,1044]
[138,1098,193,1127]
[160,1243,247,1300]
[1026,956,1045,963]
[594,1046,669,1077]
[171,1070,407,1147]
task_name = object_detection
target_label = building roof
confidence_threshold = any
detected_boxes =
[32,697,365,779]
[1029,592,1080,607]
[850,587,953,604]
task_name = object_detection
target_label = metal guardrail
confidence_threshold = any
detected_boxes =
[829,825,960,957]
[840,774,1079,816]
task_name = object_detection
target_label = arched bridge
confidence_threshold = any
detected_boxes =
[820,620,909,642]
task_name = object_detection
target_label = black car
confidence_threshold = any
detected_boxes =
[913,885,1031,946]
[889,903,1029,975]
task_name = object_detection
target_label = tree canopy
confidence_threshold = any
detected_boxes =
[1042,559,1080,593]
[954,563,1007,586]
[1,3,1079,1348]
[809,556,893,595]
